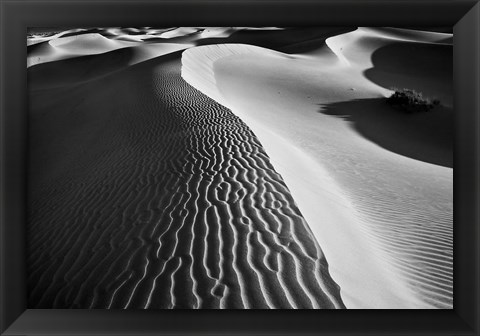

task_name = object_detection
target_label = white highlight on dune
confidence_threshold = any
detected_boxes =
[181,43,413,308]
[27,26,452,309]
[199,27,238,39]
[159,27,200,39]
[182,44,285,107]
[181,27,453,309]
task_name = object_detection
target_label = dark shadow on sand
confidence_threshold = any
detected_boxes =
[141,27,355,54]
[363,42,453,103]
[194,27,356,53]
[318,98,453,168]
[28,47,137,89]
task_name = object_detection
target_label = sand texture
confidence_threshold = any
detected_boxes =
[27,29,345,309]
[28,27,452,309]
[181,28,452,309]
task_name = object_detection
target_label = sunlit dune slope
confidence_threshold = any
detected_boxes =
[181,27,453,309]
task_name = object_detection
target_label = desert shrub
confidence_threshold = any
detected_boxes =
[386,88,440,113]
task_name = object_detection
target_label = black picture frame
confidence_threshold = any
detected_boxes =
[1,0,479,335]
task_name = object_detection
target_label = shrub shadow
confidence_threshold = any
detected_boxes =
[318,98,453,168]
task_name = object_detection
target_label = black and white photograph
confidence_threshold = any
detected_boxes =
[26,26,453,309]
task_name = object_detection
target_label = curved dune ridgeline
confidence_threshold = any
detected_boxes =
[27,49,345,308]
[27,26,453,310]
[181,28,452,309]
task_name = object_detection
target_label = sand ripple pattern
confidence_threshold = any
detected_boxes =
[334,163,452,308]
[27,53,345,309]
[181,43,452,309]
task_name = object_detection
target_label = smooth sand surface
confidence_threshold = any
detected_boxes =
[181,27,453,308]
[27,28,345,309]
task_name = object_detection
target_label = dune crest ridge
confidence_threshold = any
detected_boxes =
[28,46,345,308]
[181,27,452,309]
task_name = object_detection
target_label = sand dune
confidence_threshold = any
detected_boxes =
[27,33,135,67]
[325,28,453,106]
[27,32,194,68]
[27,26,453,309]
[28,43,193,89]
[181,28,452,308]
[27,26,245,68]
[28,48,344,308]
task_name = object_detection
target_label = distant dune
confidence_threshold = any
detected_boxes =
[28,26,452,309]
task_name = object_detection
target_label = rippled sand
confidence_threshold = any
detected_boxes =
[27,28,345,309]
[27,26,452,309]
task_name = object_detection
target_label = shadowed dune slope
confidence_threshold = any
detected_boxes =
[28,43,192,89]
[27,33,137,67]
[28,47,138,88]
[28,51,345,309]
[27,31,191,69]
